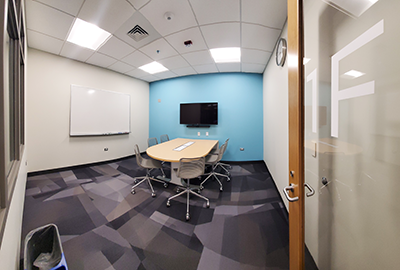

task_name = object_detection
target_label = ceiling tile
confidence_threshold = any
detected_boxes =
[86,52,117,68]
[78,0,135,33]
[108,61,135,73]
[154,71,178,80]
[172,66,197,77]
[216,63,241,72]
[241,23,281,52]
[26,0,74,40]
[140,0,197,36]
[98,36,135,60]
[193,64,218,74]
[139,38,178,60]
[34,0,84,16]
[242,0,287,29]
[126,0,151,10]
[182,50,214,66]
[113,11,162,49]
[158,55,190,70]
[190,0,240,25]
[241,48,272,64]
[60,42,94,62]
[165,27,208,54]
[27,30,64,55]
[241,63,266,73]
[121,50,152,67]
[140,75,159,82]
[125,68,149,78]
[201,23,240,49]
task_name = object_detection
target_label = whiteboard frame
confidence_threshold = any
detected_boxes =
[69,85,131,136]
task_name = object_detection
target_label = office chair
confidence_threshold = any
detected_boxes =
[200,141,230,191]
[147,137,158,147]
[166,157,209,221]
[131,144,168,197]
[160,134,170,143]
[210,138,231,175]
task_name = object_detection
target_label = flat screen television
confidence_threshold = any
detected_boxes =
[180,102,218,127]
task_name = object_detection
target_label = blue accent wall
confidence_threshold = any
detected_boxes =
[149,72,263,161]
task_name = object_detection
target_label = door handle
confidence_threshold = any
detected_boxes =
[283,184,299,202]
[304,182,315,197]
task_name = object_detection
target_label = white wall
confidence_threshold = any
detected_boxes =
[263,24,289,209]
[27,49,150,172]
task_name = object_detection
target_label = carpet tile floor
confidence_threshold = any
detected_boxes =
[21,156,317,270]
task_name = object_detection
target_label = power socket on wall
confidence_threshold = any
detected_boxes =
[104,147,109,151]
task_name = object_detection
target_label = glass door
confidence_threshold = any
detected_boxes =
[304,0,400,268]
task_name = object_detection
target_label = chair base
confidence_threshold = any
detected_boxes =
[216,162,231,175]
[166,184,210,221]
[131,175,168,197]
[200,171,230,191]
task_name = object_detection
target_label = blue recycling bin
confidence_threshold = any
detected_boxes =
[24,224,68,270]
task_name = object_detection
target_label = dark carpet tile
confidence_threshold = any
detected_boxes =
[21,159,318,270]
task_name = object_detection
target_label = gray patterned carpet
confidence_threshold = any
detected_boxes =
[21,156,317,270]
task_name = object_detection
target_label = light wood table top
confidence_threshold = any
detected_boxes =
[147,138,219,163]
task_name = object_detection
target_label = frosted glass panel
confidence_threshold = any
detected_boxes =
[304,0,400,269]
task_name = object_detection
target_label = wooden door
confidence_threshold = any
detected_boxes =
[287,0,305,269]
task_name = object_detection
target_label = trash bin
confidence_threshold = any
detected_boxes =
[24,224,68,270]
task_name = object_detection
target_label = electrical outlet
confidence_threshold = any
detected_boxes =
[104,148,109,151]
[240,148,244,151]
[197,132,200,136]
[206,132,209,136]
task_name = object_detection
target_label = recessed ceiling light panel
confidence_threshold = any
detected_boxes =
[344,69,365,78]
[139,62,168,74]
[67,18,111,50]
[210,47,241,63]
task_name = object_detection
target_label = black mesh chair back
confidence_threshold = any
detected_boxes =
[160,134,170,143]
[147,137,158,147]
[176,157,205,180]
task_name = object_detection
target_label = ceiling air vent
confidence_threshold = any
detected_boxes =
[127,25,149,42]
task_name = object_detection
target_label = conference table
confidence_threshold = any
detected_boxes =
[146,138,219,185]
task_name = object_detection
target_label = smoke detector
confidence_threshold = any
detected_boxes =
[164,12,174,21]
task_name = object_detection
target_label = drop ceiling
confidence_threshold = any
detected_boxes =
[26,0,287,82]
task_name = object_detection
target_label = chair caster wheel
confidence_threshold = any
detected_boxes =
[176,188,181,193]
[200,186,204,190]
[206,201,210,208]
[227,178,231,182]
[131,189,135,195]
[164,183,168,188]
[152,193,156,197]
[219,187,223,192]
[186,213,190,221]
[166,201,170,207]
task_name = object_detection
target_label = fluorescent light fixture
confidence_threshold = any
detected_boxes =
[67,18,111,50]
[139,61,168,74]
[210,47,241,63]
[344,69,365,78]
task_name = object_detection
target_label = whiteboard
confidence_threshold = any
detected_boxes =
[70,85,131,136]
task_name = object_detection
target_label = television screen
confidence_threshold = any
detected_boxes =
[180,103,218,126]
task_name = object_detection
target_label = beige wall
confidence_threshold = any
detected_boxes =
[27,49,150,172]
[263,24,289,209]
